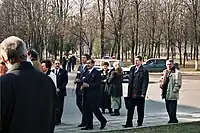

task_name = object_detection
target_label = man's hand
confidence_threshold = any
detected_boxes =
[75,78,81,83]
[82,83,89,88]
[141,95,145,97]
[56,89,60,92]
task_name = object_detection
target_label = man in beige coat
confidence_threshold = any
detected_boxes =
[160,59,182,123]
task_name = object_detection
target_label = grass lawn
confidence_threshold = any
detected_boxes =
[100,121,200,133]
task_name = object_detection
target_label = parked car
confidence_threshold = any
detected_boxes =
[94,59,130,81]
[142,58,179,72]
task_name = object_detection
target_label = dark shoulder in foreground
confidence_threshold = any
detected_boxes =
[0,68,54,84]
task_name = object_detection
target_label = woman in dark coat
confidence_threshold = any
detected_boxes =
[100,62,113,114]
[107,61,123,116]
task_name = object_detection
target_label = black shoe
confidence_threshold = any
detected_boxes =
[81,126,93,130]
[110,113,117,116]
[122,124,133,128]
[78,124,87,127]
[116,109,120,116]
[116,112,120,116]
[168,120,178,123]
[109,109,113,113]
[110,113,120,116]
[136,124,142,127]
[100,121,107,129]
[55,122,61,126]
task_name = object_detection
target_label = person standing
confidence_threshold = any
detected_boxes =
[62,57,67,70]
[107,61,123,116]
[53,60,68,125]
[70,55,77,71]
[0,36,56,133]
[74,54,90,127]
[160,59,182,123]
[100,62,112,114]
[27,49,42,72]
[41,60,57,88]
[81,59,107,130]
[123,55,149,128]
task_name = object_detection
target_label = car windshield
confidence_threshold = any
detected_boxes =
[94,60,125,67]
[146,60,155,65]
[109,61,125,67]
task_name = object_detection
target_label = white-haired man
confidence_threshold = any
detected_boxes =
[0,36,56,133]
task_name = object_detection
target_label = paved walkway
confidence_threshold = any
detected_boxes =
[54,73,200,133]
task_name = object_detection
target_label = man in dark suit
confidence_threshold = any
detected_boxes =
[0,36,56,133]
[53,60,68,125]
[80,59,107,130]
[123,55,149,128]
[74,54,90,127]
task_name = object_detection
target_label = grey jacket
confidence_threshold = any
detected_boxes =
[162,68,182,100]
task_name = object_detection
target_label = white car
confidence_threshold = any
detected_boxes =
[94,59,130,82]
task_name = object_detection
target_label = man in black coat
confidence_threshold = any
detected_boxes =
[0,36,56,133]
[53,60,68,125]
[80,59,107,130]
[62,57,67,70]
[70,55,77,71]
[74,54,90,127]
[123,55,149,128]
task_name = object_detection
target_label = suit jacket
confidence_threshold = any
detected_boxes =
[53,68,68,96]
[75,64,88,95]
[0,62,56,133]
[128,65,149,98]
[82,68,101,103]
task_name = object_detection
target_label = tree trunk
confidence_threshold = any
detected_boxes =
[183,38,187,67]
[97,0,106,58]
[135,1,139,56]
[178,42,182,65]
[191,40,193,60]
[131,34,135,64]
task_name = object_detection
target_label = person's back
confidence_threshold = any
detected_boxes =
[0,36,56,133]
[1,62,56,133]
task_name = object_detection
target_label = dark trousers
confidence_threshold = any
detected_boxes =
[124,97,129,109]
[165,100,178,122]
[72,63,75,71]
[84,100,107,128]
[76,94,87,125]
[126,97,145,126]
[56,96,65,123]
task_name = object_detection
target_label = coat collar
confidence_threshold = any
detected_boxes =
[7,61,34,73]
[133,65,143,73]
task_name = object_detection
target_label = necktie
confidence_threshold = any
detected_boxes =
[56,69,58,75]
[135,67,138,74]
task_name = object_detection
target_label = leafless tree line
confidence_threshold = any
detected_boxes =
[0,0,199,69]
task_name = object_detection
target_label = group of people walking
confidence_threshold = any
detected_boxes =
[0,36,182,133]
